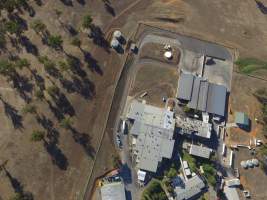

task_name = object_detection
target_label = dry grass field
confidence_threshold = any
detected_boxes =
[129,64,179,107]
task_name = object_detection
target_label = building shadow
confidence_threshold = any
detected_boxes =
[125,190,132,200]
[120,163,132,184]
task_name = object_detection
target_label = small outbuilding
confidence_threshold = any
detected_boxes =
[235,112,250,129]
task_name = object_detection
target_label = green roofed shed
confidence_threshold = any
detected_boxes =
[235,112,249,127]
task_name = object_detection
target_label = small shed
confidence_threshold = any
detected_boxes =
[137,170,146,182]
[235,112,250,128]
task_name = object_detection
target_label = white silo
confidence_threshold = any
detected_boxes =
[164,51,173,60]
[110,38,119,49]
[252,159,259,167]
[113,30,122,39]
[246,160,253,168]
[240,161,248,169]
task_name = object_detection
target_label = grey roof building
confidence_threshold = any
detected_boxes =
[176,116,212,139]
[235,112,249,127]
[177,73,227,117]
[127,101,175,173]
[178,73,194,101]
[189,144,212,159]
[100,182,126,200]
[175,175,206,200]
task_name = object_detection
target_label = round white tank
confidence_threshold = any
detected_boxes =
[113,30,122,39]
[246,160,253,168]
[252,159,259,167]
[110,39,119,48]
[240,161,248,169]
[164,51,173,59]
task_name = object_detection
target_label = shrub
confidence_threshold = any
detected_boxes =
[22,104,36,114]
[142,180,167,200]
[35,89,44,100]
[71,37,81,47]
[111,154,121,168]
[31,130,45,141]
[46,85,59,96]
[47,35,63,49]
[60,117,72,129]
[82,15,93,29]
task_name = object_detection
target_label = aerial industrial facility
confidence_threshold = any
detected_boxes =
[127,100,175,173]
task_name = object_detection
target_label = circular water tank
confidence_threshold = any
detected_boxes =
[113,30,122,39]
[246,160,253,168]
[241,161,248,169]
[252,159,259,167]
[164,51,173,59]
[110,39,119,48]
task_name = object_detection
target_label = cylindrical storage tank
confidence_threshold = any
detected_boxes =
[113,30,122,39]
[252,159,259,167]
[164,51,173,60]
[110,39,119,49]
[246,160,253,168]
[240,161,247,169]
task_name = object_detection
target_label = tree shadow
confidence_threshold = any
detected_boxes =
[53,92,75,117]
[104,2,116,17]
[5,170,23,193]
[43,139,68,170]
[34,0,43,6]
[255,0,267,14]
[12,72,33,103]
[0,96,23,129]
[46,100,65,121]
[36,114,59,144]
[7,14,28,34]
[60,0,73,6]
[59,76,95,100]
[70,127,95,159]
[77,0,86,6]
[1,167,34,199]
[65,23,78,36]
[19,35,39,56]
[10,37,22,52]
[66,54,87,78]
[44,65,62,79]
[89,24,110,52]
[82,50,103,75]
[30,69,45,90]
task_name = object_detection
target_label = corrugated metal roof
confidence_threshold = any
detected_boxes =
[206,83,227,117]
[197,80,209,111]
[178,73,194,101]
[178,73,227,117]
[175,175,205,200]
[188,77,201,109]
[189,144,211,159]
[235,112,249,126]
[101,182,126,200]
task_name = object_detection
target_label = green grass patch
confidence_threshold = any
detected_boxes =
[235,58,267,74]
[203,163,216,187]
[142,180,168,200]
[181,151,197,172]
